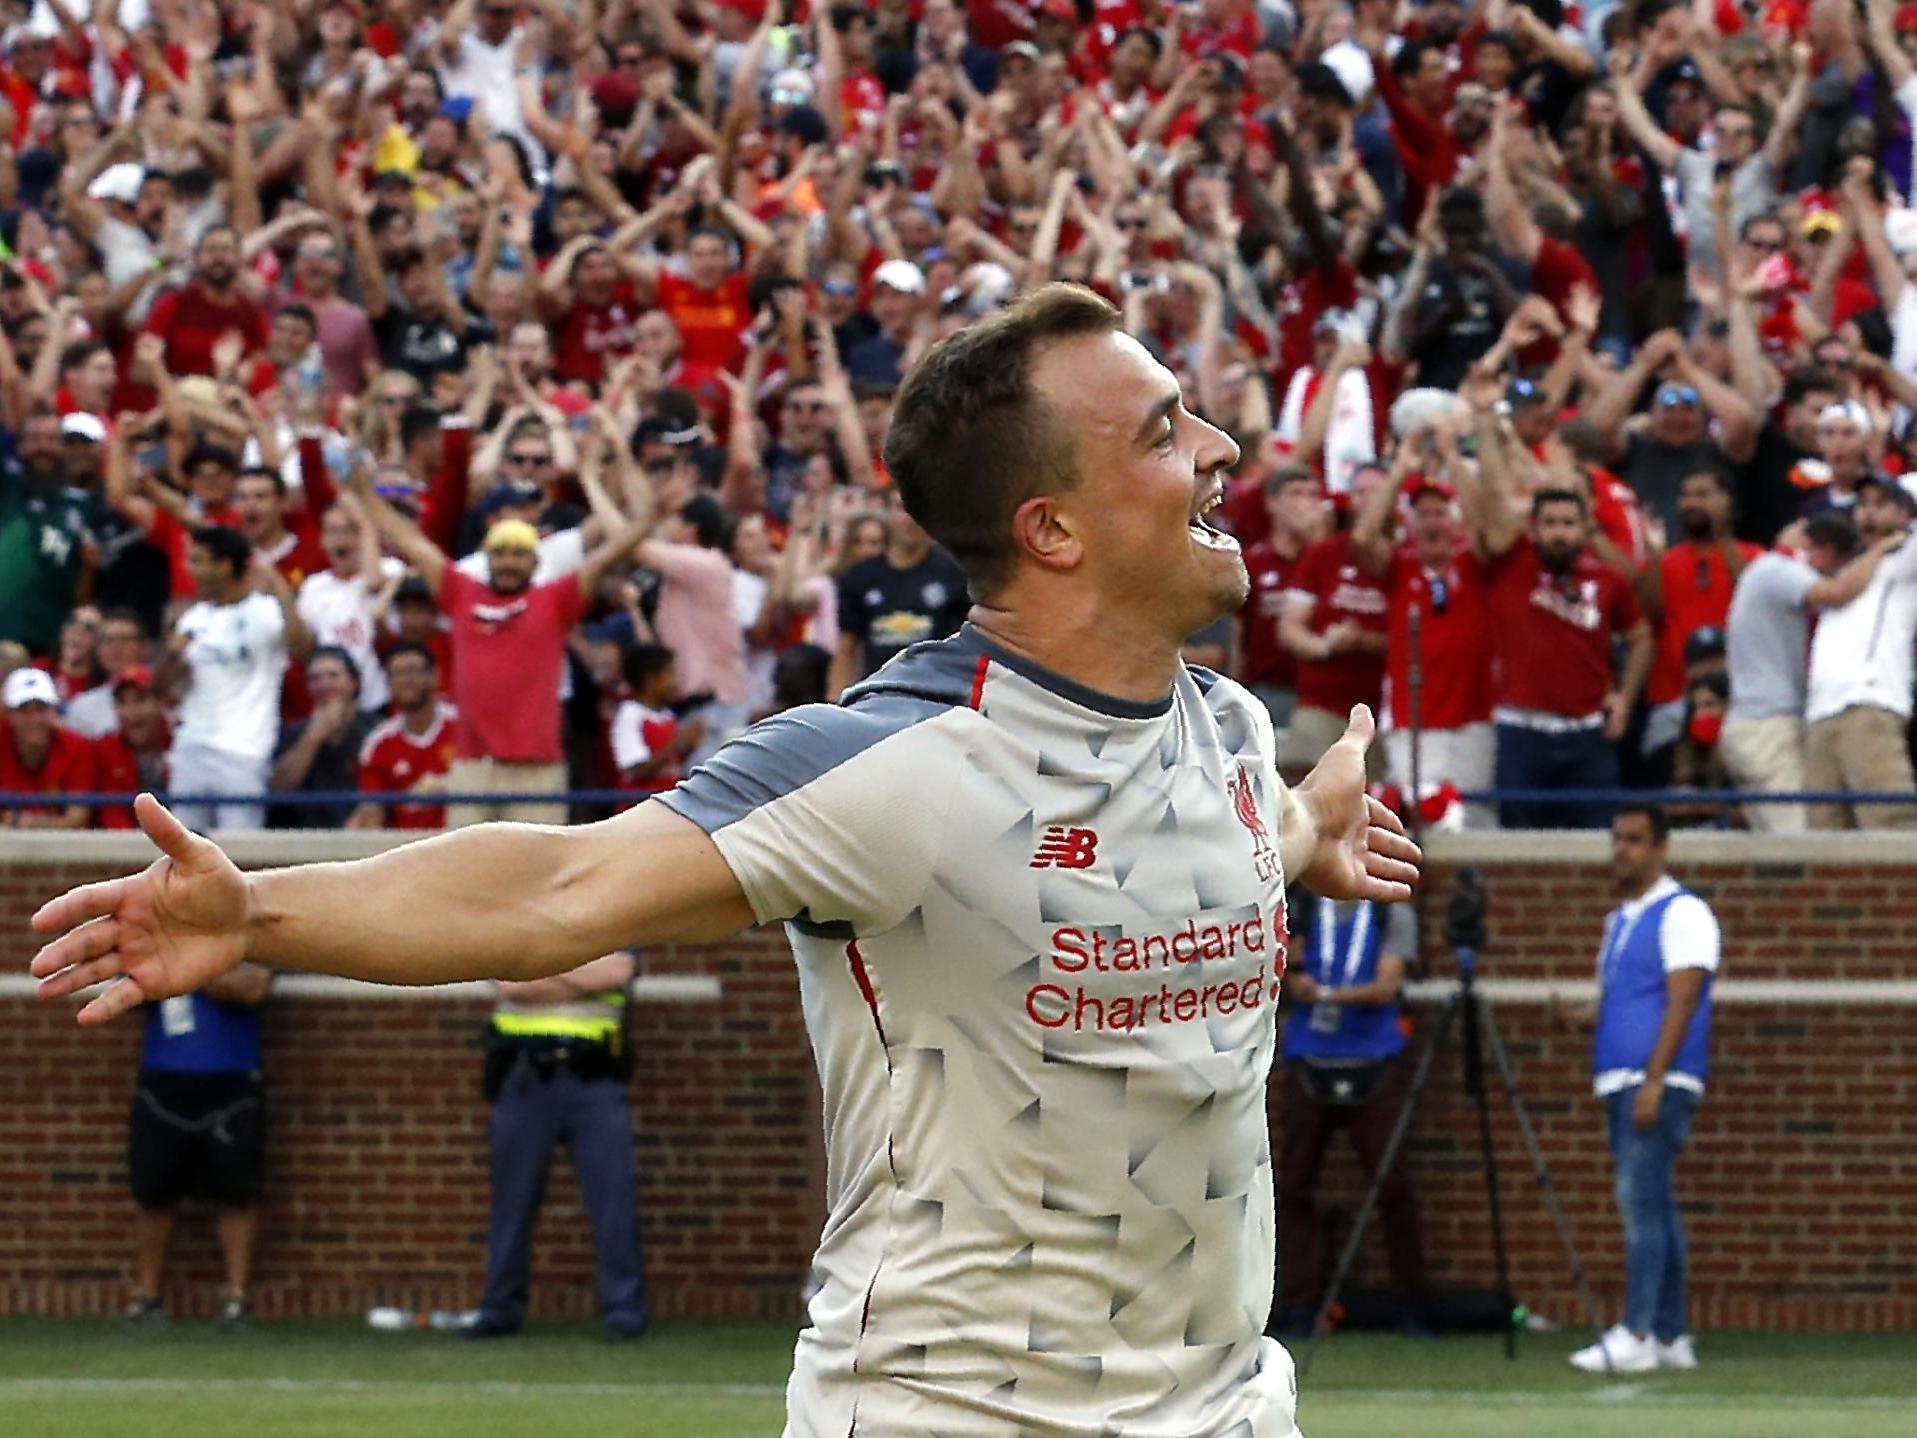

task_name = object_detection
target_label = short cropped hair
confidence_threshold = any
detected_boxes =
[1615,802,1672,843]
[884,282,1122,598]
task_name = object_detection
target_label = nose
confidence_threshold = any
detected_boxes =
[1193,412,1241,476]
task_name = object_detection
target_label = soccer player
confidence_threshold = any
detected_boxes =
[32,286,1419,1438]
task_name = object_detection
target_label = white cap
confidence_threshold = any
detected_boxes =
[957,261,1015,316]
[3,666,60,709]
[86,162,145,206]
[60,412,107,443]
[873,258,925,295]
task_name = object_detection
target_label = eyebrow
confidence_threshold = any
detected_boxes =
[1133,391,1181,448]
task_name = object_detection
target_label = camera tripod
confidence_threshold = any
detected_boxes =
[1294,870,1612,1375]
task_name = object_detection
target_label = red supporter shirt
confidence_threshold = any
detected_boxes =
[1276,258,1359,380]
[553,280,643,385]
[655,271,752,371]
[1379,541,1493,730]
[261,525,327,593]
[1219,473,1272,551]
[144,283,269,378]
[1648,539,1761,706]
[439,570,585,763]
[1237,538,1305,690]
[0,722,96,817]
[91,727,167,829]
[1588,466,1651,570]
[357,702,458,829]
[1477,537,1642,717]
[1285,530,1389,714]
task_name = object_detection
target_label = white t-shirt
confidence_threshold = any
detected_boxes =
[297,560,405,712]
[659,628,1300,1437]
[733,568,773,717]
[1806,534,1917,723]
[170,593,289,761]
[1274,365,1375,497]
[64,683,120,739]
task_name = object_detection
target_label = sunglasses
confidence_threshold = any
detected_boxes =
[1743,236,1784,252]
[821,280,857,297]
[784,399,827,413]
[1658,387,1700,407]
[504,451,550,466]
[1116,217,1147,230]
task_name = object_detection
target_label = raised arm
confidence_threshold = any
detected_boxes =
[346,466,448,592]
[31,793,756,1023]
[1604,54,1681,172]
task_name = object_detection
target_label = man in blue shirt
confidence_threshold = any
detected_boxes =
[1558,803,1719,1373]
[1273,889,1427,1335]
[123,965,272,1328]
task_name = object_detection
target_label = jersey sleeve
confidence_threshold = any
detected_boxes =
[656,699,967,934]
[609,700,650,771]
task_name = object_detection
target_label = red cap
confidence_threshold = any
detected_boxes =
[1405,475,1457,504]
[113,664,155,694]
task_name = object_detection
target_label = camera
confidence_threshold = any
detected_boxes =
[1442,867,1488,952]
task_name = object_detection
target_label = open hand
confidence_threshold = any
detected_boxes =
[1295,706,1420,903]
[31,796,254,1025]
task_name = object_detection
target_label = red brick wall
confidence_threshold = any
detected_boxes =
[2,833,1913,1328]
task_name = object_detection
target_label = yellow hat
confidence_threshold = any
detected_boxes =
[1803,210,1844,239]
[482,518,541,554]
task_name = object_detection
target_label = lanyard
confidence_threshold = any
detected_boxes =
[1317,897,1374,990]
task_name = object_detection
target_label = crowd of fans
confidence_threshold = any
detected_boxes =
[3,0,1917,834]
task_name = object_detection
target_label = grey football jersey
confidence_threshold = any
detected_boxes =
[661,626,1300,1438]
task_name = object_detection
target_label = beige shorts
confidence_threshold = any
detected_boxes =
[445,758,569,828]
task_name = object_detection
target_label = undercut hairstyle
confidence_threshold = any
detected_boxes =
[1530,486,1588,519]
[1615,801,1672,844]
[191,524,251,580]
[884,282,1122,598]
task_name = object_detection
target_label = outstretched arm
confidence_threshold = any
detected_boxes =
[32,795,756,1023]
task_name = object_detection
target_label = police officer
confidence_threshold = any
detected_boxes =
[464,951,650,1340]
[124,964,273,1328]
[1272,888,1429,1336]
[1559,803,1719,1375]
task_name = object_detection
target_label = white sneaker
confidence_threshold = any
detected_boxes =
[1569,1324,1661,1373]
[1656,1334,1699,1370]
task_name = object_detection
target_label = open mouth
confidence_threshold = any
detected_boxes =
[1188,489,1240,552]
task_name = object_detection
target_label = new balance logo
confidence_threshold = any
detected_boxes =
[1030,826,1099,870]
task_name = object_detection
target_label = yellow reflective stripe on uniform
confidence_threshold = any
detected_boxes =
[491,1013,621,1041]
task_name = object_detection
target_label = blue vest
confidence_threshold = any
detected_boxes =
[1592,885,1713,1084]
[140,992,263,1074]
[1283,898,1406,1062]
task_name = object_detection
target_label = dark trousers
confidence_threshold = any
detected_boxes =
[478,1064,649,1329]
[1495,722,1620,829]
[1275,1056,1427,1315]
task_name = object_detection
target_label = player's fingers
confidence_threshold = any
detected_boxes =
[30,876,131,935]
[30,917,123,980]
[1340,703,1377,749]
[1357,877,1414,903]
[39,952,132,1005]
[1368,826,1422,867]
[79,976,150,1026]
[1365,792,1407,836]
[1364,852,1421,887]
[137,794,211,868]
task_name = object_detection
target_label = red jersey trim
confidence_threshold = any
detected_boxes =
[968,655,989,711]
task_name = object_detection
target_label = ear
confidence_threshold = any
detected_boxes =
[1008,492,1082,575]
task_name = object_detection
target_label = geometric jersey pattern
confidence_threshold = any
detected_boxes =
[661,626,1303,1437]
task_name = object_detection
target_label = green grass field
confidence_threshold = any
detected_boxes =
[2,1317,1913,1437]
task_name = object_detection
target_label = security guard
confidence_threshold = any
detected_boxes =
[1272,889,1429,1336]
[464,950,650,1340]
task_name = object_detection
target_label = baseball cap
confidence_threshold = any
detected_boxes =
[767,67,813,106]
[1405,476,1457,504]
[1682,627,1726,665]
[1003,40,1041,65]
[393,575,436,606]
[61,412,107,443]
[86,162,146,206]
[3,666,59,709]
[1856,472,1917,509]
[482,518,541,553]
[112,664,155,694]
[1804,210,1844,239]
[478,478,543,517]
[1818,399,1873,432]
[873,258,926,295]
